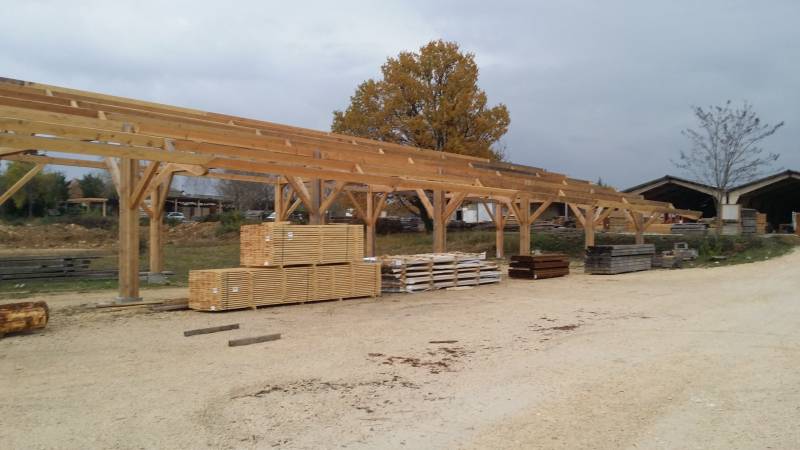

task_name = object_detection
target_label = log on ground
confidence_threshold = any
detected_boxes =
[0,301,49,336]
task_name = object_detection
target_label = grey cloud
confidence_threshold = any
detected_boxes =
[2,0,798,189]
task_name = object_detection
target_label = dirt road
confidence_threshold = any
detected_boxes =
[2,251,799,449]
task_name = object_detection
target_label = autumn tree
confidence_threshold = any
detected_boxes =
[675,101,783,226]
[332,40,510,228]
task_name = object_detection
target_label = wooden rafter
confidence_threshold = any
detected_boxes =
[0,163,43,206]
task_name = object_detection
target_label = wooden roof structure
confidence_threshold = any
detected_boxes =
[0,77,700,301]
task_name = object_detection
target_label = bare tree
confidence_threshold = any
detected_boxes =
[216,178,274,212]
[676,100,783,225]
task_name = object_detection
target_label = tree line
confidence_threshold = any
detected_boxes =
[0,162,116,218]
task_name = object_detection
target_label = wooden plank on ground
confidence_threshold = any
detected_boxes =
[184,323,239,337]
[228,333,282,347]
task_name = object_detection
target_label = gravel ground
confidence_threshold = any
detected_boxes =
[2,250,799,449]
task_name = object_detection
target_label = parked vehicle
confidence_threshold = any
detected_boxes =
[166,212,186,222]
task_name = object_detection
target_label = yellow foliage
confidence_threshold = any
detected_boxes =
[332,40,510,160]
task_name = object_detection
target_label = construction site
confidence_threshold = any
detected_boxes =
[2,76,799,450]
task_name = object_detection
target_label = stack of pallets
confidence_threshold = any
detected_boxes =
[585,244,655,275]
[508,254,569,280]
[189,223,379,311]
[380,252,500,293]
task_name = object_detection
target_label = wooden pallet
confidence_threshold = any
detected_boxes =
[188,262,380,311]
[240,223,364,267]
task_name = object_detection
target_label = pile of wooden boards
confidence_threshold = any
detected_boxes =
[585,244,655,275]
[508,254,569,279]
[756,213,767,234]
[671,223,707,236]
[0,255,105,281]
[740,208,758,235]
[240,223,363,266]
[189,264,380,311]
[189,223,379,311]
[380,252,500,293]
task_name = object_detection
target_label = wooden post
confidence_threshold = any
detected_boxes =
[118,158,141,302]
[495,202,505,258]
[634,212,645,245]
[433,190,446,253]
[148,174,172,277]
[309,151,323,225]
[519,197,531,255]
[101,201,107,217]
[584,206,596,249]
[273,182,283,219]
[365,188,376,257]
[148,189,164,274]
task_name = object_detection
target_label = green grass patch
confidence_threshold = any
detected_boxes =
[1,231,797,298]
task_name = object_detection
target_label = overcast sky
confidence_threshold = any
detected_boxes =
[2,0,798,191]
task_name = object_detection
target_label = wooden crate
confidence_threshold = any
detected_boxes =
[240,223,364,267]
[188,262,380,311]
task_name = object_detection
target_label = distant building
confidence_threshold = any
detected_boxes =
[625,170,800,231]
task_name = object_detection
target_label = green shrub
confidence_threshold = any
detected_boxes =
[217,211,244,236]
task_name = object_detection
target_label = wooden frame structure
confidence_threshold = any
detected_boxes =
[0,77,700,301]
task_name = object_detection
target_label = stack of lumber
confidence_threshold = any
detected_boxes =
[240,223,363,266]
[671,223,708,236]
[646,223,673,235]
[380,252,500,293]
[508,254,569,279]
[740,208,758,235]
[795,212,800,236]
[585,244,655,275]
[0,255,103,281]
[189,263,380,311]
[608,213,630,232]
[190,223,378,312]
[756,213,767,234]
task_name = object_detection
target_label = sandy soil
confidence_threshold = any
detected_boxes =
[2,251,799,449]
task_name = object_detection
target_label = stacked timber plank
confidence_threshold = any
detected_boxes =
[740,208,758,235]
[188,264,380,311]
[585,244,655,275]
[0,255,102,281]
[756,213,767,234]
[189,223,379,311]
[240,223,363,266]
[670,223,707,236]
[380,252,500,293]
[508,254,569,280]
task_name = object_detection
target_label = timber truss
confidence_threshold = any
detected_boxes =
[0,77,700,301]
